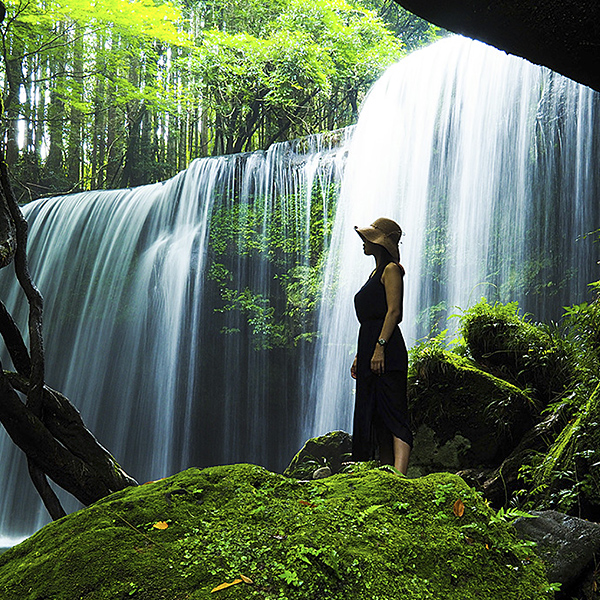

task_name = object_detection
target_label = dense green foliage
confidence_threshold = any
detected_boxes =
[0,464,551,599]
[207,177,337,349]
[0,0,441,200]
[410,283,600,516]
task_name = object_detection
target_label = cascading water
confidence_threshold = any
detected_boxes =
[310,37,599,438]
[0,134,346,542]
[1,36,599,545]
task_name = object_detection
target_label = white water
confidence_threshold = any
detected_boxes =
[309,37,599,436]
[0,36,598,542]
[0,136,346,537]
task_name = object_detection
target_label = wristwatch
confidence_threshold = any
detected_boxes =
[377,338,387,346]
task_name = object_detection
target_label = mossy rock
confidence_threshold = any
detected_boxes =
[284,430,352,479]
[0,464,552,599]
[409,346,533,469]
[460,299,572,403]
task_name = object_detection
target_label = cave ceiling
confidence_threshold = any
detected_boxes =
[394,0,600,92]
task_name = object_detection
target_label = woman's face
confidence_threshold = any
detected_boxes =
[362,239,376,255]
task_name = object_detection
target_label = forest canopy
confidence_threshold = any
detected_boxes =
[0,0,440,200]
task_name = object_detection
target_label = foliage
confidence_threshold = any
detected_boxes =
[412,286,600,516]
[515,284,600,513]
[459,298,573,404]
[0,0,438,199]
[0,465,552,599]
[358,0,445,51]
[207,178,337,349]
[189,0,404,155]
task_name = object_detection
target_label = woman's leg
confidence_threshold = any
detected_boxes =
[393,436,411,475]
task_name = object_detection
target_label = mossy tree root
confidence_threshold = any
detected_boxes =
[0,150,137,519]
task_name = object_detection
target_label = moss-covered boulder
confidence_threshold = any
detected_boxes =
[460,299,572,403]
[0,464,552,599]
[284,430,352,479]
[408,344,534,472]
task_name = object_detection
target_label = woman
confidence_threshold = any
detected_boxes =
[351,217,413,474]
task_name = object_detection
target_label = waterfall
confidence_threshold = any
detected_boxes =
[1,35,599,543]
[0,135,346,539]
[310,36,599,437]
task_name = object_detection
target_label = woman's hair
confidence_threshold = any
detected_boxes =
[377,244,405,276]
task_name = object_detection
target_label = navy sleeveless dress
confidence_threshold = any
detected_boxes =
[352,261,413,462]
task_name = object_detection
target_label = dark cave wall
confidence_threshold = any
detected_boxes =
[394,0,600,92]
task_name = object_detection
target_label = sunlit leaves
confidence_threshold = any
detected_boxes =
[4,0,189,46]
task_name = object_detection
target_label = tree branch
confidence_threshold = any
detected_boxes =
[0,299,31,376]
[0,368,135,506]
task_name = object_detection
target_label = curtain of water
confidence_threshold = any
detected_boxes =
[309,36,599,437]
[0,135,345,539]
[1,36,598,544]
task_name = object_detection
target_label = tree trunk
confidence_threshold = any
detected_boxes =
[0,151,137,520]
[66,25,84,190]
[3,36,24,168]
[91,32,107,189]
[44,24,67,186]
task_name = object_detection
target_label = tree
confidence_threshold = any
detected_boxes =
[190,0,405,155]
[0,0,440,198]
[0,147,138,520]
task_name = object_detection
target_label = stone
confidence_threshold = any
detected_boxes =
[408,349,533,471]
[312,466,332,479]
[513,510,600,587]
[284,430,352,480]
[0,465,551,599]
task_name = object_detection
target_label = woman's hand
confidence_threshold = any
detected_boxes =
[351,356,358,379]
[371,345,385,375]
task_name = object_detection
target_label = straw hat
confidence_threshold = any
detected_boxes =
[354,217,402,263]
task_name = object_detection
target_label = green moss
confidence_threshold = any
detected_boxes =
[0,465,551,599]
[459,299,572,403]
[409,343,533,466]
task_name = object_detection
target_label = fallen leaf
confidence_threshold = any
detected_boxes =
[453,499,465,517]
[211,579,243,593]
[240,574,253,584]
[153,521,169,530]
[298,500,315,507]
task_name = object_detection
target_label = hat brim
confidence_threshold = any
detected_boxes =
[354,225,400,263]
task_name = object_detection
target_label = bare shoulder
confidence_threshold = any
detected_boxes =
[382,262,403,277]
[381,262,403,284]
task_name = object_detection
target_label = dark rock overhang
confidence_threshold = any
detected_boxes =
[394,0,600,92]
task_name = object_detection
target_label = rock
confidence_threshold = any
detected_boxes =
[284,430,352,479]
[460,299,571,404]
[0,465,551,599]
[408,425,472,477]
[513,510,600,587]
[312,466,332,479]
[408,348,533,471]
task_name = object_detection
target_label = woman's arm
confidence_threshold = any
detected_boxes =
[370,263,403,375]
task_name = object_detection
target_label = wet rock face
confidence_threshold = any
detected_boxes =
[393,0,600,93]
[284,430,353,479]
[408,425,472,477]
[513,510,600,593]
[408,349,533,471]
[0,465,551,600]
